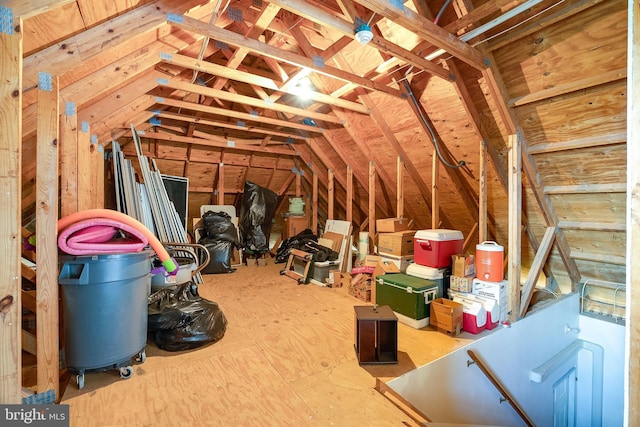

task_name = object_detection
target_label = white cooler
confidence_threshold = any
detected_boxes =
[406,263,448,298]
[449,294,486,334]
[450,290,499,330]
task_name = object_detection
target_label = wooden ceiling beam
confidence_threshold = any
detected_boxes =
[131,130,300,156]
[162,52,370,114]
[350,0,487,70]
[21,0,215,101]
[267,0,454,82]
[169,14,404,98]
[158,78,343,124]
[211,3,282,90]
[155,110,307,141]
[5,0,75,18]
[153,95,323,134]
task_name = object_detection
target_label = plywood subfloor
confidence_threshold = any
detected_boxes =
[61,261,475,426]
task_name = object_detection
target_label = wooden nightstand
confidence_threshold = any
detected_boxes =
[354,305,398,365]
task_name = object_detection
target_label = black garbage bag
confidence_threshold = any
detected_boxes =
[201,211,238,244]
[148,281,227,352]
[274,229,318,264]
[239,181,278,253]
[199,239,236,274]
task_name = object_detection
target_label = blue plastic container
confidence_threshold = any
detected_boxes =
[59,251,151,372]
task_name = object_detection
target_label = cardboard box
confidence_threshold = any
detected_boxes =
[452,254,475,277]
[364,254,381,267]
[472,279,508,322]
[348,274,371,302]
[430,298,463,335]
[380,254,414,273]
[372,260,400,303]
[450,274,475,293]
[377,231,415,257]
[376,218,410,233]
[327,270,342,287]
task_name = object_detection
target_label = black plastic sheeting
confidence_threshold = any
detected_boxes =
[198,211,239,274]
[147,282,227,352]
[239,181,278,253]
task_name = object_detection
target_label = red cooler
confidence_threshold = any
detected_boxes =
[414,229,463,268]
[450,294,486,334]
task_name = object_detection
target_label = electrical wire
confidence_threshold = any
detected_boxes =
[401,79,466,169]
[433,0,452,25]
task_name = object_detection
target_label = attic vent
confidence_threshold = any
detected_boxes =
[252,0,263,9]
[227,7,243,22]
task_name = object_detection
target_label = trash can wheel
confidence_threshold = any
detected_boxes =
[135,349,146,363]
[119,366,134,379]
[76,374,85,390]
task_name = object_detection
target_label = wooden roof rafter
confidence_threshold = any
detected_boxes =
[154,110,307,142]
[168,14,404,98]
[350,0,488,70]
[160,52,370,114]
[267,0,454,82]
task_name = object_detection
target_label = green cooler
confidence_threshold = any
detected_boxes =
[375,273,439,329]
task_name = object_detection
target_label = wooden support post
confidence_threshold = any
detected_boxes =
[295,172,301,197]
[89,135,101,208]
[96,143,105,208]
[627,0,640,420]
[0,13,23,404]
[346,166,353,222]
[312,171,318,233]
[508,134,521,322]
[327,168,334,220]
[396,156,404,218]
[36,72,60,397]
[431,154,439,229]
[217,162,225,205]
[519,227,556,318]
[60,101,78,217]
[479,139,488,242]
[369,161,376,234]
[77,120,92,211]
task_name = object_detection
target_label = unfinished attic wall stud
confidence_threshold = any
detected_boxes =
[327,169,334,220]
[369,161,376,234]
[507,133,521,322]
[36,71,60,398]
[347,166,353,222]
[479,139,487,242]
[432,154,439,229]
[396,157,403,218]
[0,8,22,403]
[312,172,318,233]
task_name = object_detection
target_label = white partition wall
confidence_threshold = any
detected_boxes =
[389,294,625,426]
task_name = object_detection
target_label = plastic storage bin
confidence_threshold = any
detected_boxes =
[414,229,463,268]
[59,251,151,389]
